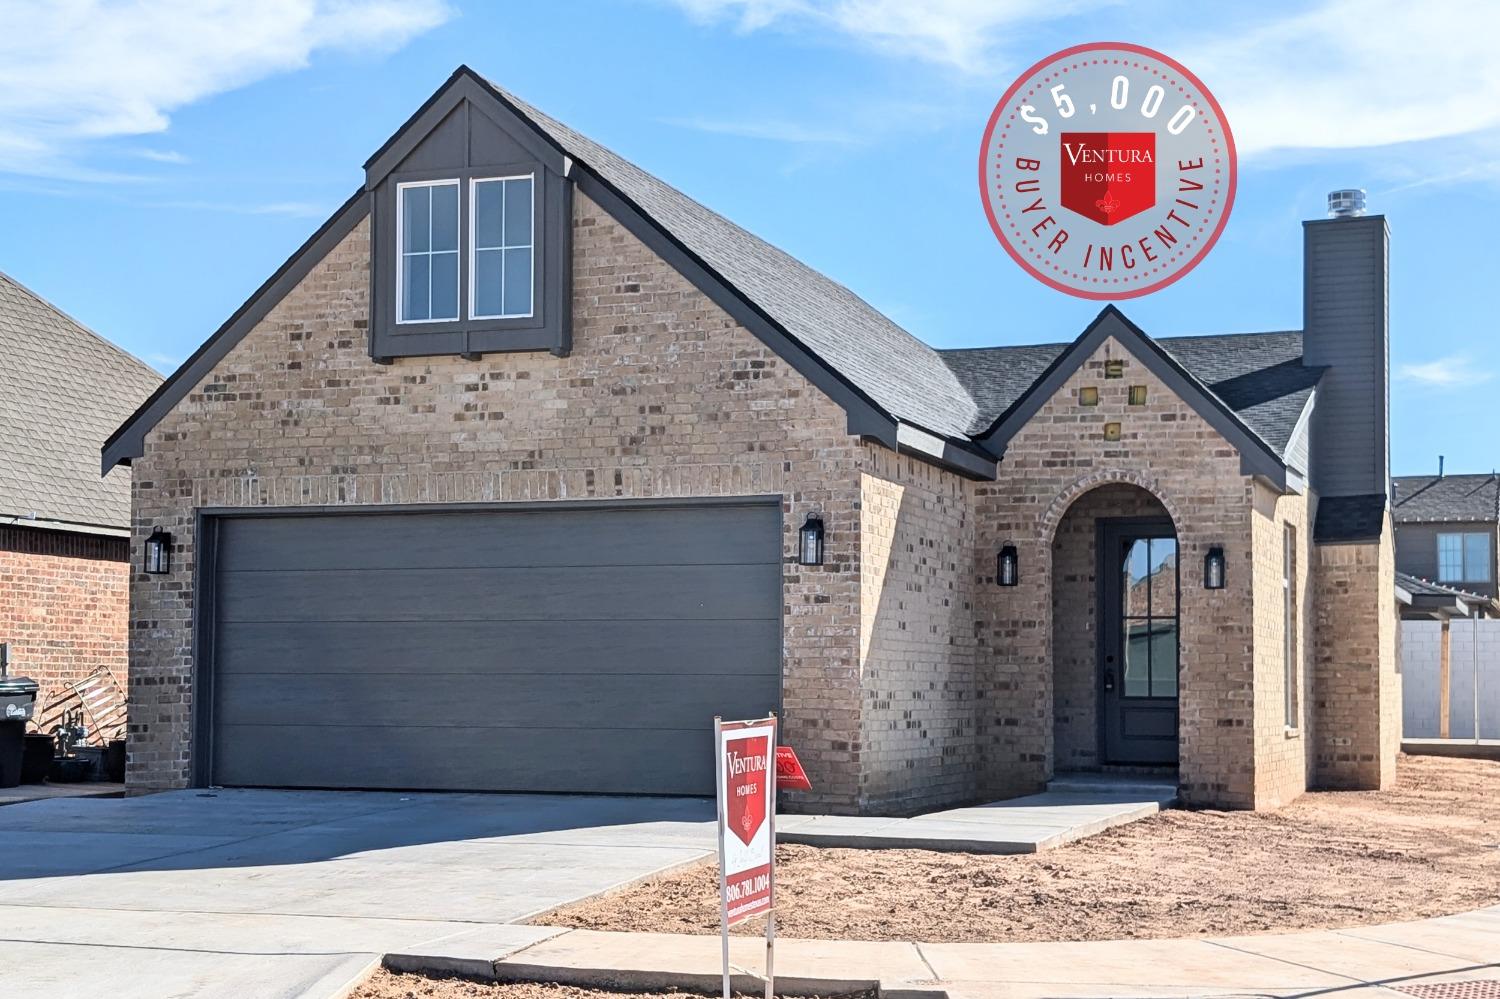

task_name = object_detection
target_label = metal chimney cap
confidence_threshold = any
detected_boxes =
[1327,189,1367,218]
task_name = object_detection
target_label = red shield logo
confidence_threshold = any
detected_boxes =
[1060,132,1156,226]
[726,735,768,846]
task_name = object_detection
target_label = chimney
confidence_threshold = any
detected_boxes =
[1439,455,1445,478]
[1302,189,1390,500]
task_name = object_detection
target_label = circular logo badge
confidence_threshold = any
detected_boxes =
[979,42,1235,300]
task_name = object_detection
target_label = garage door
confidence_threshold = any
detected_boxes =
[205,502,782,794]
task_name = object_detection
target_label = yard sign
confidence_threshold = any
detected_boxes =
[714,715,778,999]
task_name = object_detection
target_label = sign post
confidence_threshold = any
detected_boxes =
[714,715,778,999]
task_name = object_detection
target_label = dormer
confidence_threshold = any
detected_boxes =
[364,74,572,361]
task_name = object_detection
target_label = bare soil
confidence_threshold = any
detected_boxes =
[348,973,870,999]
[537,755,1500,942]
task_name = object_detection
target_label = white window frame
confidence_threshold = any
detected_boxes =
[468,174,536,321]
[1437,531,1491,583]
[395,178,461,325]
[1283,524,1299,732]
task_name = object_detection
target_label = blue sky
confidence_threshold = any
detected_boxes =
[1,0,1495,475]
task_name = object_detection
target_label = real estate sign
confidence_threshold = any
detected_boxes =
[715,715,777,925]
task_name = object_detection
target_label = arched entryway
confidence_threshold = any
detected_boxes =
[1050,482,1180,771]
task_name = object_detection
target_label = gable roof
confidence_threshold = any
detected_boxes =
[1392,473,1500,524]
[1395,570,1497,618]
[942,328,1319,456]
[955,307,1306,487]
[1314,493,1388,543]
[1,271,161,533]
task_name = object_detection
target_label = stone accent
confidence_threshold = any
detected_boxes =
[1312,512,1401,789]
[972,335,1260,808]
[0,526,129,714]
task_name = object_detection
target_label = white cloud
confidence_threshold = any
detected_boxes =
[664,0,1112,75]
[133,149,190,165]
[1397,356,1493,388]
[661,115,859,145]
[0,0,452,177]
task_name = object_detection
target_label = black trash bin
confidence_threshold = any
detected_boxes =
[0,673,39,789]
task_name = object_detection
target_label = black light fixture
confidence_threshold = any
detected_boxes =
[798,515,825,566]
[997,543,1019,587]
[1204,546,1226,590]
[144,528,173,575]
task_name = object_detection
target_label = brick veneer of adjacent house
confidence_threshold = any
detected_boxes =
[1312,514,1401,789]
[126,189,982,813]
[0,525,129,714]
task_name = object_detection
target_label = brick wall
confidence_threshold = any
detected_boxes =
[128,193,895,807]
[971,336,1263,808]
[0,525,129,717]
[1312,513,1400,789]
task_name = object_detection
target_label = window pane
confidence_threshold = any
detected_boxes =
[430,251,459,321]
[1124,620,1150,697]
[1148,537,1177,616]
[401,254,429,321]
[402,187,430,253]
[430,183,459,252]
[1150,621,1178,697]
[1466,533,1491,582]
[1438,534,1463,581]
[502,247,532,315]
[1123,539,1150,617]
[473,248,503,317]
[504,177,534,246]
[474,181,503,248]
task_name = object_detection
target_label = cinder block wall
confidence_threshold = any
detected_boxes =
[1312,514,1400,788]
[0,526,129,718]
[971,336,1261,808]
[128,194,884,809]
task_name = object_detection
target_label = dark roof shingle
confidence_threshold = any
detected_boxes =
[0,272,162,530]
[1392,474,1500,523]
[1314,493,1388,543]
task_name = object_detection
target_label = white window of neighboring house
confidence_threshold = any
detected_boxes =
[470,175,535,319]
[397,180,461,323]
[1437,531,1492,583]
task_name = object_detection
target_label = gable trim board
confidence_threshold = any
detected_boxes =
[975,306,1296,490]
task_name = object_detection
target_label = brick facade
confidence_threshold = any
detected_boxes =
[0,525,129,713]
[126,190,1397,812]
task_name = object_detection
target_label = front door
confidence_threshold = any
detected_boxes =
[1100,519,1179,765]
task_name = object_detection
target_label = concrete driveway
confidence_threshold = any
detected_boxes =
[0,788,716,998]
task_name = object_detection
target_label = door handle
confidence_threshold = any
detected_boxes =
[1103,669,1115,691]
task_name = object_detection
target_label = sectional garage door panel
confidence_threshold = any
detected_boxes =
[207,503,781,794]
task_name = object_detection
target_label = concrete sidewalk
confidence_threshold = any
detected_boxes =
[444,905,1500,998]
[777,774,1178,854]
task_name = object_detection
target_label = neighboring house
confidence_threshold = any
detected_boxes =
[105,68,1401,814]
[0,271,162,717]
[1392,472,1500,599]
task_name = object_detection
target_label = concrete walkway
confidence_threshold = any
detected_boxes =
[430,905,1500,998]
[0,780,124,806]
[778,773,1178,853]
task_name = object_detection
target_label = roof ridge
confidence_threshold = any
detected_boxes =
[0,268,161,384]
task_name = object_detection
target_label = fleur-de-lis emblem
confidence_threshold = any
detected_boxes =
[1095,193,1121,215]
[740,813,753,834]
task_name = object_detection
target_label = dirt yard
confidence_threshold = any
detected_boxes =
[349,974,868,999]
[538,755,1500,942]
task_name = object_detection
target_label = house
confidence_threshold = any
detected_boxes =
[1,271,162,718]
[1392,471,1499,599]
[104,67,1401,814]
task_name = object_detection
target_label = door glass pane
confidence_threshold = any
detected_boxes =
[1148,537,1177,616]
[430,251,459,321]
[474,247,503,317]
[1150,620,1178,697]
[1123,619,1151,696]
[430,183,459,252]
[1124,539,1150,617]
[401,254,429,322]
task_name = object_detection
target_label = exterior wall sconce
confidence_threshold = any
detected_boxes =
[144,528,173,574]
[1204,546,1226,589]
[997,543,1019,587]
[798,515,825,566]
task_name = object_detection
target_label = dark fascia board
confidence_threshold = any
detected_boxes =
[101,188,371,471]
[975,305,1288,487]
[1404,593,1471,619]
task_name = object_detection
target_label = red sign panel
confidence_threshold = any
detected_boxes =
[1060,132,1155,226]
[726,734,769,845]
[716,717,776,926]
[775,745,812,792]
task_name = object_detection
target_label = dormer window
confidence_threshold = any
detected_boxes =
[471,176,534,319]
[397,180,460,323]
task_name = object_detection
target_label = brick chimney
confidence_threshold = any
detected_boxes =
[1302,189,1390,499]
